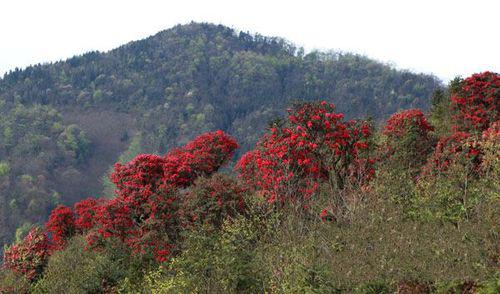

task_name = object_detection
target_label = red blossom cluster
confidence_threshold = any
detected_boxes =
[383,109,433,139]
[423,72,499,175]
[2,228,50,281]
[451,71,499,133]
[382,109,435,168]
[236,101,373,206]
[45,205,76,249]
[74,198,105,232]
[423,131,481,173]
[111,130,238,194]
[43,198,105,251]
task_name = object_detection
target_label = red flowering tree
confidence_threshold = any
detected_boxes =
[451,71,499,133]
[88,130,238,262]
[45,205,76,249]
[236,101,373,207]
[422,131,482,176]
[2,228,50,281]
[419,72,499,177]
[182,174,247,229]
[382,109,435,170]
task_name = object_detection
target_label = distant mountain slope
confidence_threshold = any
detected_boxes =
[0,22,442,248]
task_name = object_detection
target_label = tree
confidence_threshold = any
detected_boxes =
[451,71,499,133]
[89,130,238,262]
[236,101,373,208]
[382,109,435,172]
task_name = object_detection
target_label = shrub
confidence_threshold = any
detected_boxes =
[477,272,500,294]
[480,121,500,176]
[182,174,247,229]
[2,228,50,281]
[31,236,127,293]
[0,269,30,293]
[142,214,268,293]
[354,280,392,293]
[422,131,481,176]
[382,109,435,172]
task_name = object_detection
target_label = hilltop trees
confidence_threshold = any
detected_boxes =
[0,103,91,250]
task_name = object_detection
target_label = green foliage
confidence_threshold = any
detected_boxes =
[354,280,392,293]
[133,185,498,293]
[57,124,91,164]
[142,211,268,293]
[0,103,92,248]
[32,236,128,293]
[429,88,453,137]
[414,156,499,223]
[478,273,500,294]
[0,268,31,293]
[102,133,143,198]
[0,161,9,177]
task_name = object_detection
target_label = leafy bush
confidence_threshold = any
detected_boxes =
[0,268,30,293]
[182,174,248,229]
[381,108,435,174]
[2,227,50,282]
[451,71,499,133]
[142,212,268,293]
[31,236,128,293]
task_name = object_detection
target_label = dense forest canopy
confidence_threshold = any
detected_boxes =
[0,22,442,250]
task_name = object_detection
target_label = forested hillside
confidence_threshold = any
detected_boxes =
[0,22,441,249]
[1,71,497,293]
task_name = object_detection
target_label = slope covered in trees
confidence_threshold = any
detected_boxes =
[0,22,441,249]
[1,71,497,293]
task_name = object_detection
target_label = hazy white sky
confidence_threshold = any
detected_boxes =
[0,0,499,82]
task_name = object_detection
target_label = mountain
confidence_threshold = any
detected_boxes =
[0,22,442,248]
